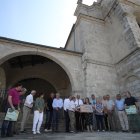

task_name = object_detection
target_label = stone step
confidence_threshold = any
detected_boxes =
[0,112,65,131]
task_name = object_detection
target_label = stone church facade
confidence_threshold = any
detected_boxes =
[0,0,140,99]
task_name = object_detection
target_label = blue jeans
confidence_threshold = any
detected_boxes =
[1,120,13,137]
[1,105,18,137]
[95,115,104,130]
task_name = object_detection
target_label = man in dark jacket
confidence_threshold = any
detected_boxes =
[44,93,55,132]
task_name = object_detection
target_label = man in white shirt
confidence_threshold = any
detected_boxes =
[75,95,83,107]
[52,93,63,132]
[63,96,72,132]
[68,96,76,133]
[75,95,83,131]
[20,90,36,132]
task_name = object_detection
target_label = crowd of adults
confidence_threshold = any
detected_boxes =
[1,83,140,138]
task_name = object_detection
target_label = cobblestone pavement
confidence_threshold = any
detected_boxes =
[2,131,140,140]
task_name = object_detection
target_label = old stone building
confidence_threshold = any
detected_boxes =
[0,0,140,102]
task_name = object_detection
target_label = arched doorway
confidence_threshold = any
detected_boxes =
[0,54,73,132]
[0,54,72,99]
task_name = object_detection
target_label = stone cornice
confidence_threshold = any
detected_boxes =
[83,59,114,67]
[0,37,82,57]
[75,13,105,28]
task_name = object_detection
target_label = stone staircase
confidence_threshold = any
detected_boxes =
[0,112,65,132]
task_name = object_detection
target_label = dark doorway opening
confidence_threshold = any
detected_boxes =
[16,78,56,100]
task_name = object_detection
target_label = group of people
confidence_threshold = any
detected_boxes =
[0,83,45,137]
[44,91,140,133]
[0,83,140,138]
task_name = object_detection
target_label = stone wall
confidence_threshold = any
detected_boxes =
[116,49,140,96]
[83,61,119,97]
[65,28,75,52]
[104,0,140,63]
[65,24,84,53]
[80,19,112,64]
[65,0,140,98]
[79,15,119,97]
[0,38,85,97]
[107,0,140,96]
[105,12,133,63]
[72,1,119,97]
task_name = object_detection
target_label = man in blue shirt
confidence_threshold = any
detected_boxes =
[115,94,129,132]
[52,93,63,132]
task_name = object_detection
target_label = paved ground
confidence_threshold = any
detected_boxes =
[2,131,140,140]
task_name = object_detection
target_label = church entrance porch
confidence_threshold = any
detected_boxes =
[0,54,73,131]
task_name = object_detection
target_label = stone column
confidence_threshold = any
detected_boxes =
[0,67,6,89]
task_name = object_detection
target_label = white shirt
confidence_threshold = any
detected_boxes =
[68,100,76,112]
[75,99,83,107]
[64,98,70,111]
[52,98,63,109]
[24,94,33,108]
[106,100,115,110]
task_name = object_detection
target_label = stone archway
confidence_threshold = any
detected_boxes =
[0,51,74,92]
[0,38,84,98]
[0,54,72,98]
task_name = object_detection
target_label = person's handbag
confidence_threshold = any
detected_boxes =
[125,105,137,115]
[4,108,19,121]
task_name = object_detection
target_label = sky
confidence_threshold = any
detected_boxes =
[0,0,97,48]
